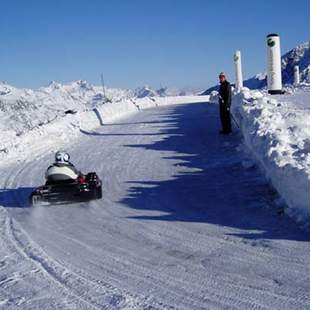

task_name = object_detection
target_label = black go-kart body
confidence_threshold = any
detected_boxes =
[30,172,102,206]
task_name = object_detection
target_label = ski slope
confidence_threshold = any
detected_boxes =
[1,101,310,309]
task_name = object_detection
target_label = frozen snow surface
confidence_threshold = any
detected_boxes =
[1,81,310,309]
[233,84,310,227]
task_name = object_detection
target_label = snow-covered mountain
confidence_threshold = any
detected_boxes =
[203,41,310,94]
[0,80,133,145]
[281,41,310,84]
[40,80,134,104]
[244,41,310,89]
[0,80,133,109]
[243,72,268,90]
[134,85,195,98]
[134,85,158,98]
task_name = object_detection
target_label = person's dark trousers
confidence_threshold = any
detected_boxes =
[219,103,232,133]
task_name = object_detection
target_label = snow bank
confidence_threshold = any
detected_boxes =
[232,86,310,226]
[0,80,132,152]
[0,88,208,165]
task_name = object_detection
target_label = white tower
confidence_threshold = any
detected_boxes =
[234,50,243,92]
[294,65,300,86]
[267,33,283,94]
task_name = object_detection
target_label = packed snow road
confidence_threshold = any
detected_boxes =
[1,102,310,309]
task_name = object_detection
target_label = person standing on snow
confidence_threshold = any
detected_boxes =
[218,72,232,134]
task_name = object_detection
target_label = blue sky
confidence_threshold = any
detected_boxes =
[0,0,309,90]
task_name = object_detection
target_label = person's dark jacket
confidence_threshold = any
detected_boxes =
[219,80,232,107]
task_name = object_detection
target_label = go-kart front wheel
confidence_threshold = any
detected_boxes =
[31,194,43,206]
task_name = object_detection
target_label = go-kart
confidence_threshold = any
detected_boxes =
[30,172,102,206]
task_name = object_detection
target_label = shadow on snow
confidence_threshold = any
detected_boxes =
[119,103,309,242]
[0,187,34,208]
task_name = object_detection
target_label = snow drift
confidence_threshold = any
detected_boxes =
[232,85,310,226]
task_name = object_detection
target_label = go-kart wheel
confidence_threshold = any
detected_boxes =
[31,194,42,206]
[96,186,102,199]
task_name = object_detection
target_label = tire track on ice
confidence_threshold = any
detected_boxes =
[0,140,225,309]
[2,210,99,309]
[2,104,310,309]
[1,162,174,310]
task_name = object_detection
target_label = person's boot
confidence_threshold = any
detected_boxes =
[219,129,232,135]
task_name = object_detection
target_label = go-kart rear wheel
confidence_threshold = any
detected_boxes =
[96,186,102,199]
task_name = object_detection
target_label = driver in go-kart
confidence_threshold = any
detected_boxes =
[45,151,84,184]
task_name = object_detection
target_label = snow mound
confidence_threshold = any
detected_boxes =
[232,87,310,226]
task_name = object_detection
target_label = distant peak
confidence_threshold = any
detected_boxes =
[69,80,93,90]
[47,81,62,89]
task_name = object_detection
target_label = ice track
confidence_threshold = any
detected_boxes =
[1,102,310,309]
